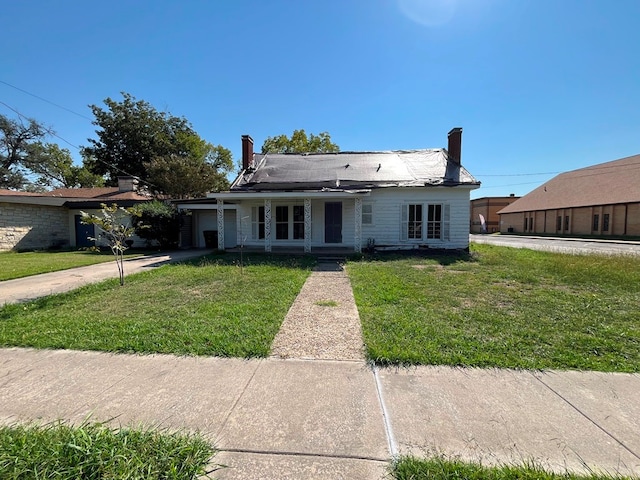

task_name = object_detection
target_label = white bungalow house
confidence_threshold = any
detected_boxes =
[175,128,480,253]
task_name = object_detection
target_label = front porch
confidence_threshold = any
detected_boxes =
[177,191,371,254]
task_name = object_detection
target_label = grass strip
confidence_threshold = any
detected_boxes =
[392,456,634,480]
[0,250,142,281]
[0,254,314,357]
[348,244,640,371]
[0,422,214,480]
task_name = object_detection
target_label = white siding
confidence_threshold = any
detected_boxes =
[193,210,237,248]
[208,186,473,250]
[361,187,472,249]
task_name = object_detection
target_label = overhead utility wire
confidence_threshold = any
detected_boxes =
[0,80,93,121]
[476,172,560,177]
[0,101,157,189]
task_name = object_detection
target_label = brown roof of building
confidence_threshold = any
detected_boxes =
[0,189,44,197]
[0,187,149,202]
[498,154,640,214]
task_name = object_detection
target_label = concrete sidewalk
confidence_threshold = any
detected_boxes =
[0,257,639,478]
[0,349,638,479]
[0,249,212,305]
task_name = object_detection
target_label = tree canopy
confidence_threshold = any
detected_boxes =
[23,143,104,190]
[82,93,233,197]
[1,113,101,191]
[0,114,47,189]
[261,129,340,154]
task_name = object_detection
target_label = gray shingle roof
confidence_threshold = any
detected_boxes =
[231,149,479,191]
[498,154,640,214]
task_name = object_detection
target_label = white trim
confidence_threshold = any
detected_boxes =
[212,191,371,200]
[176,203,238,210]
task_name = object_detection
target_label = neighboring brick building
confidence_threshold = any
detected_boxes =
[470,195,519,233]
[497,154,640,237]
[0,177,151,251]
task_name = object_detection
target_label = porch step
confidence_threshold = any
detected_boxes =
[316,256,347,263]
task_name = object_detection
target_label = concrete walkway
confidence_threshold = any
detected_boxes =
[0,259,639,478]
[270,262,365,361]
[0,249,213,305]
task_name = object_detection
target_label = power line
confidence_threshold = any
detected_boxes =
[0,101,157,188]
[0,80,93,121]
[475,172,560,177]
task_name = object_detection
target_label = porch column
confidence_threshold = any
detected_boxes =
[217,199,225,250]
[264,199,272,252]
[304,198,312,253]
[354,197,362,253]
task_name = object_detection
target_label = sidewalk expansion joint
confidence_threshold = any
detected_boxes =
[373,365,398,458]
[214,359,263,439]
[218,447,388,464]
[530,372,640,461]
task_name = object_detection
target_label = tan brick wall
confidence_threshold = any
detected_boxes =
[571,207,591,234]
[628,204,640,235]
[500,202,640,237]
[471,197,518,233]
[612,204,626,235]
[0,202,70,251]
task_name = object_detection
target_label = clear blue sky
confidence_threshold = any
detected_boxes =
[2,0,639,198]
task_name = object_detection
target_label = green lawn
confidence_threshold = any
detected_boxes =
[0,250,142,281]
[392,456,634,480]
[0,254,314,357]
[348,244,640,372]
[0,422,214,479]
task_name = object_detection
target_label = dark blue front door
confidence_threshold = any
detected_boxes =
[324,202,342,244]
[75,215,95,247]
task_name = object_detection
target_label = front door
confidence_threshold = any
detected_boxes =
[75,215,95,247]
[324,202,342,243]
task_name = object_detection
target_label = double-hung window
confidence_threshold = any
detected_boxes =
[427,204,442,239]
[408,204,422,239]
[293,205,305,239]
[276,206,288,239]
[402,203,449,241]
[362,203,373,225]
[251,206,265,239]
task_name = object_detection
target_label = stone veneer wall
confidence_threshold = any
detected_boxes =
[0,202,70,251]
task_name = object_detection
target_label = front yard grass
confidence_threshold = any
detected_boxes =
[392,456,634,480]
[0,250,142,281]
[0,422,214,479]
[0,254,314,357]
[348,244,640,372]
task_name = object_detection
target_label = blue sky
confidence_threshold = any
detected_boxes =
[2,0,639,198]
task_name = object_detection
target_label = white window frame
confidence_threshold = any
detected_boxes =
[272,203,306,241]
[251,206,265,240]
[401,202,450,242]
[362,203,373,225]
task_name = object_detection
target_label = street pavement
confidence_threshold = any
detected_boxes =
[0,252,639,478]
[471,233,640,256]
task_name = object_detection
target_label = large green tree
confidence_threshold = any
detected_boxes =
[261,129,340,154]
[82,93,232,197]
[0,114,48,189]
[145,131,232,199]
[23,143,104,190]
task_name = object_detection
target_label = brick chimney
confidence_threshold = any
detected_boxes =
[241,135,254,171]
[117,176,137,192]
[447,127,462,166]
